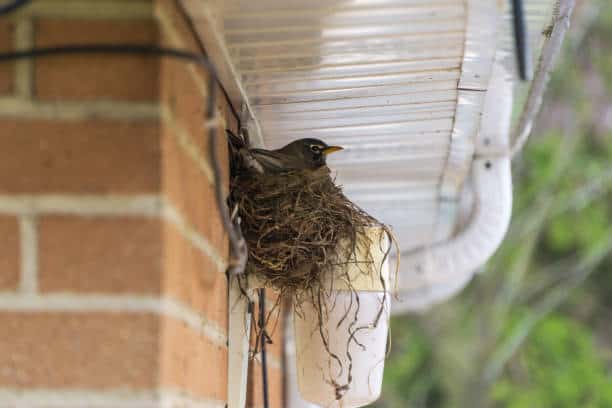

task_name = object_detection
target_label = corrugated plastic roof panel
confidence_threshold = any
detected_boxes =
[189,0,474,255]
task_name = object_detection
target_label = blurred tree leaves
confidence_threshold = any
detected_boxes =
[492,316,612,408]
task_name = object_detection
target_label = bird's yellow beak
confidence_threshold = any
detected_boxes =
[322,145,344,155]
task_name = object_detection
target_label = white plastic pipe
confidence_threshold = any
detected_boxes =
[294,291,390,407]
[294,246,390,407]
[393,62,514,312]
[393,155,512,311]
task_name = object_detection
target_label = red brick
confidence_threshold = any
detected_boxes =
[247,363,283,408]
[161,127,228,258]
[158,0,234,186]
[161,60,236,196]
[0,21,13,94]
[163,221,227,330]
[156,0,202,54]
[0,119,160,193]
[160,57,209,152]
[0,312,159,388]
[39,216,163,294]
[34,19,159,101]
[159,316,228,400]
[159,51,232,186]
[157,0,234,270]
[0,216,19,290]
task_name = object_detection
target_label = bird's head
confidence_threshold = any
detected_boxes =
[279,138,344,170]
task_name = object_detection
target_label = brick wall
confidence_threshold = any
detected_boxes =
[0,1,283,407]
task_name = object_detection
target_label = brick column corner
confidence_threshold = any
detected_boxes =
[0,0,284,407]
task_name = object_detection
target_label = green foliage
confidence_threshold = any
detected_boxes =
[547,201,610,253]
[492,315,612,408]
[381,322,445,407]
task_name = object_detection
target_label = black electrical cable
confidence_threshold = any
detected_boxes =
[258,288,270,408]
[0,44,216,72]
[512,0,533,81]
[0,0,30,14]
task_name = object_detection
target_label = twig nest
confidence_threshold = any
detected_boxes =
[231,167,384,293]
[231,165,395,402]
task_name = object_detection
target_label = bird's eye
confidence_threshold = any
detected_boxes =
[310,145,321,153]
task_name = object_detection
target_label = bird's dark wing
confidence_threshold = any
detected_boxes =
[249,148,291,173]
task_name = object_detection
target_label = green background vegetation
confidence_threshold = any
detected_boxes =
[376,2,612,406]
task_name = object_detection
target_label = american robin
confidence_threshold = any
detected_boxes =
[227,130,343,174]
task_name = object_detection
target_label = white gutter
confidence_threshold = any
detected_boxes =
[393,61,514,312]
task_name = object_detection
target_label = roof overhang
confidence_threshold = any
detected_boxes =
[178,0,558,310]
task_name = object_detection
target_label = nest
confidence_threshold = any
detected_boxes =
[231,165,395,399]
[232,167,386,291]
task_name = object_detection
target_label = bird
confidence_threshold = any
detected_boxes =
[227,130,343,175]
